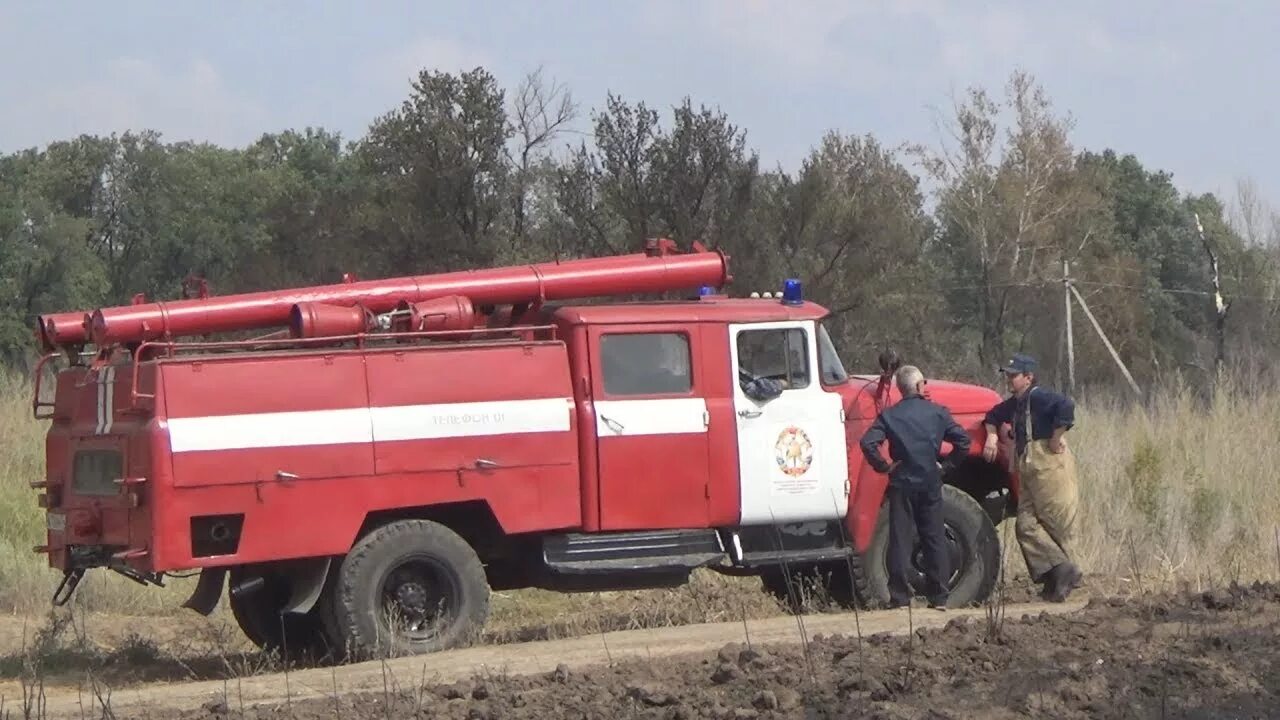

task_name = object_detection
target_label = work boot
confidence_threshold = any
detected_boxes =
[1045,563,1082,602]
[1033,570,1053,600]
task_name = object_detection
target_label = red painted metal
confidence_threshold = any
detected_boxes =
[136,337,581,569]
[698,323,744,526]
[587,322,714,531]
[30,237,1020,640]
[36,312,87,352]
[566,323,601,532]
[39,245,729,348]
[388,295,476,334]
[37,322,1007,569]
[289,302,375,338]
[30,352,61,419]
[833,376,1005,551]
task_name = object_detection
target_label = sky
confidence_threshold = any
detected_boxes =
[1,1,1277,210]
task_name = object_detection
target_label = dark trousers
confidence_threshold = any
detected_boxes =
[887,483,949,606]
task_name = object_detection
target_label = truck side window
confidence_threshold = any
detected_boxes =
[737,328,810,390]
[600,332,692,396]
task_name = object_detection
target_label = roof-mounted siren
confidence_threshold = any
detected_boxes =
[781,279,803,305]
[696,284,726,300]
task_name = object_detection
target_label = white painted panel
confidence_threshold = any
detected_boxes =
[730,320,850,525]
[95,366,117,435]
[167,407,374,453]
[165,397,575,453]
[371,398,573,441]
[594,397,708,436]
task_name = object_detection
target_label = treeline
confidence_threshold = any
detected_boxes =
[1,67,1277,395]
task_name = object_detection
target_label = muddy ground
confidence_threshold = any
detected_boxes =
[173,582,1280,720]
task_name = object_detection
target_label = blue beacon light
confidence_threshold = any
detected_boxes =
[698,285,715,296]
[781,278,803,305]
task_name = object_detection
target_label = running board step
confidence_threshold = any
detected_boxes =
[736,547,853,568]
[542,529,725,574]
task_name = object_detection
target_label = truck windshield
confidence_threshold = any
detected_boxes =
[817,322,849,385]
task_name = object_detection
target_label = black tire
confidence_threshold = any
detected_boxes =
[328,519,490,658]
[859,484,1000,608]
[760,556,869,613]
[760,565,829,612]
[227,566,335,660]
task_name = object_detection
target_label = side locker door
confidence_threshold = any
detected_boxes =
[588,324,712,530]
[729,320,849,525]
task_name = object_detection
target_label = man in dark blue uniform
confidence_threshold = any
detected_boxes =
[859,365,972,610]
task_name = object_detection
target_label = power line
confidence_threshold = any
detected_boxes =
[1072,280,1280,303]
[818,278,1279,304]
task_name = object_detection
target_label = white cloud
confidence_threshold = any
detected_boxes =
[677,2,1181,99]
[22,56,270,149]
[362,35,494,96]
[649,1,1041,94]
[697,1,846,72]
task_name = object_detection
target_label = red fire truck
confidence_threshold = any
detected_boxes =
[29,239,1012,659]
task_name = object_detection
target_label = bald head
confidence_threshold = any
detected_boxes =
[895,365,925,397]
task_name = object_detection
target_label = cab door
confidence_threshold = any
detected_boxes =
[589,324,712,530]
[729,320,849,525]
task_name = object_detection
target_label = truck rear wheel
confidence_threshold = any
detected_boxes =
[859,484,1000,608]
[227,566,335,659]
[329,519,490,658]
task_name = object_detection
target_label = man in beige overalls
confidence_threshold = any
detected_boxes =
[981,354,1082,602]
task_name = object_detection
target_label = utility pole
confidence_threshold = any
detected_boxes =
[1069,282,1142,397]
[1063,259,1075,394]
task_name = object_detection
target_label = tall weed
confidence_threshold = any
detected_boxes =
[1071,374,1280,589]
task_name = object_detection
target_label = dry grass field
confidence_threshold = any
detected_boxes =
[0,367,1276,713]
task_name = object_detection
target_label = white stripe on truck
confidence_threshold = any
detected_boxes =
[593,398,708,436]
[165,397,575,453]
[95,366,116,435]
[164,396,712,452]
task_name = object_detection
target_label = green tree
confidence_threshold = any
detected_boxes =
[725,132,939,373]
[915,70,1097,372]
[548,95,757,259]
[356,68,512,275]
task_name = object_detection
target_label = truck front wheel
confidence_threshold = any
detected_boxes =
[859,484,1001,608]
[329,519,490,658]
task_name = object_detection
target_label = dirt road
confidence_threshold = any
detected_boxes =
[30,598,1085,719]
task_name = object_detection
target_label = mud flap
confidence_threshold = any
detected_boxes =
[182,568,227,616]
[52,569,85,607]
[280,556,331,615]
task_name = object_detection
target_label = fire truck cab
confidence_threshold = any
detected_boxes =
[31,243,1012,660]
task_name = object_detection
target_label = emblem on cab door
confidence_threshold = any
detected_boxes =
[774,426,814,477]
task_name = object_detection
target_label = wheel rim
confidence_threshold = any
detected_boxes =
[908,522,969,593]
[377,556,460,643]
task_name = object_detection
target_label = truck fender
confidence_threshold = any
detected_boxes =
[280,556,332,615]
[181,568,227,616]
